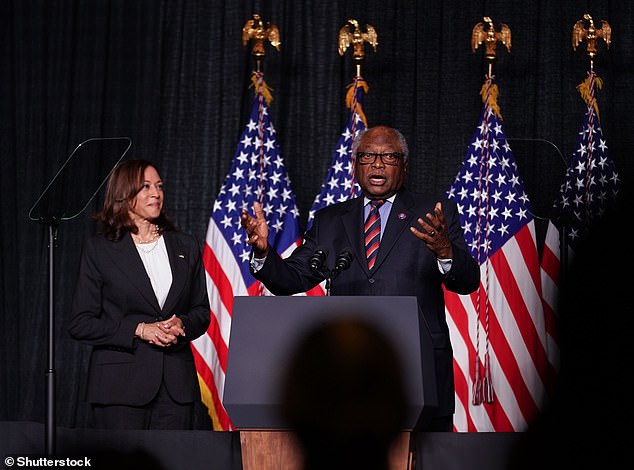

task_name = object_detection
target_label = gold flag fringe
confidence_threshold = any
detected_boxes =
[480,80,503,120]
[345,79,369,127]
[576,73,602,120]
[250,72,274,105]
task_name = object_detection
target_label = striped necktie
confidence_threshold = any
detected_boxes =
[364,199,384,270]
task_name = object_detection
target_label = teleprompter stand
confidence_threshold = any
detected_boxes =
[28,137,132,455]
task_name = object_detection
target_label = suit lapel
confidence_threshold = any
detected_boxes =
[161,232,187,315]
[373,190,416,272]
[341,197,368,273]
[111,235,162,313]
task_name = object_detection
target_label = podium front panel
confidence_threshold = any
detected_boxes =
[223,295,436,429]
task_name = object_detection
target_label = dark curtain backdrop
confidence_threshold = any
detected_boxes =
[1,0,632,428]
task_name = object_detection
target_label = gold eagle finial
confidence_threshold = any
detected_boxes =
[242,13,281,63]
[472,16,511,63]
[338,19,378,63]
[572,13,611,68]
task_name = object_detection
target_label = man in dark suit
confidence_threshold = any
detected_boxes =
[240,125,480,431]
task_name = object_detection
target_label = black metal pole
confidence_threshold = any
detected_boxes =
[560,224,568,287]
[45,223,57,456]
[26,137,132,456]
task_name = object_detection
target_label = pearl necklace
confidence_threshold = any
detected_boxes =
[135,225,161,253]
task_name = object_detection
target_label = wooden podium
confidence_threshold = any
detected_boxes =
[225,296,435,470]
[239,430,414,470]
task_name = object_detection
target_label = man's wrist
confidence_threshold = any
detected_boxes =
[253,246,269,258]
[250,252,267,272]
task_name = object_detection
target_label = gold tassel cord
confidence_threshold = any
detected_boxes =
[345,79,369,127]
[250,72,274,105]
[576,73,602,120]
[480,80,503,120]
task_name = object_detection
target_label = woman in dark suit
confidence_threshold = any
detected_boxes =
[68,159,210,430]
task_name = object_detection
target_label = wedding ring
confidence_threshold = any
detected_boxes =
[430,231,436,236]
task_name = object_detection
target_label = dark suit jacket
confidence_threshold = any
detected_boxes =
[68,230,210,406]
[252,188,480,419]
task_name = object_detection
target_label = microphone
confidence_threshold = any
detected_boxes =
[309,247,328,272]
[332,248,353,277]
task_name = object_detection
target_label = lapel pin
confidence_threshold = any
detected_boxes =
[397,212,407,220]
[178,254,185,259]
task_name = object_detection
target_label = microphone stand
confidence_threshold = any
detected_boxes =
[311,267,332,296]
[324,251,354,296]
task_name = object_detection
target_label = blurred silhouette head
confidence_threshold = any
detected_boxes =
[280,315,408,470]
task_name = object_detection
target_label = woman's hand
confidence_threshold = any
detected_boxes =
[136,315,183,347]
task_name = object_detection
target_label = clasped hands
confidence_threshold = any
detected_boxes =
[136,314,185,347]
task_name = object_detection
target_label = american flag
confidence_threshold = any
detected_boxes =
[540,71,620,359]
[191,72,303,430]
[445,75,557,431]
[307,76,367,228]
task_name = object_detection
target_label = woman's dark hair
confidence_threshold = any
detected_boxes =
[96,159,175,240]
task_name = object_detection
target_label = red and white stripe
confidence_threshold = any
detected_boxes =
[447,222,557,431]
[192,218,316,430]
[191,219,245,431]
[540,221,562,374]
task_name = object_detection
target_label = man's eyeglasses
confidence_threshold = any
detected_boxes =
[355,152,405,166]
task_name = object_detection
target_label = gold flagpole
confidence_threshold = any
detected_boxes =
[471,16,511,78]
[242,13,280,105]
[338,18,378,79]
[572,13,611,73]
[242,13,281,74]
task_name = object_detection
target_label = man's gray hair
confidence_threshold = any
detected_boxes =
[351,127,409,160]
